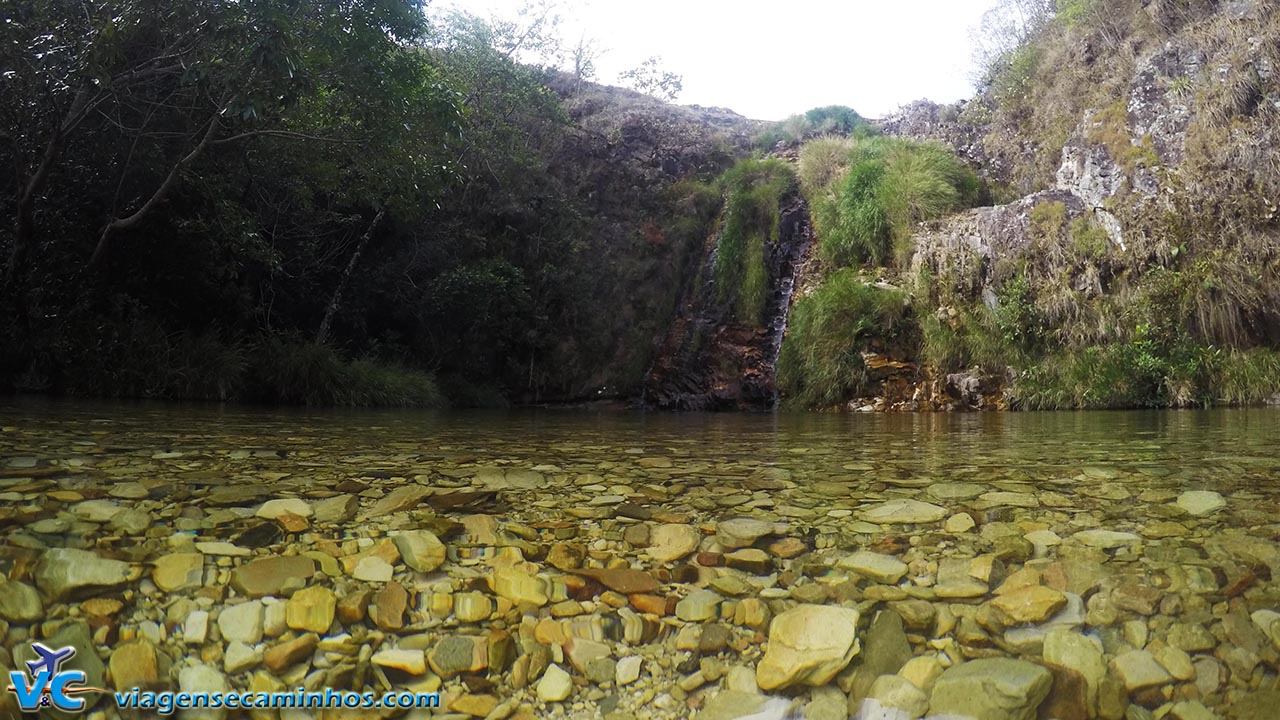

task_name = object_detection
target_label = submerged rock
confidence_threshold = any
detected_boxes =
[1176,490,1226,516]
[861,500,948,525]
[36,548,134,600]
[756,604,860,690]
[929,658,1051,720]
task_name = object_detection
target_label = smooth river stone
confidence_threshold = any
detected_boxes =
[285,586,336,633]
[0,580,44,622]
[255,498,313,519]
[1072,530,1141,549]
[648,524,702,563]
[36,548,135,601]
[926,482,987,501]
[178,664,230,720]
[152,553,204,593]
[1176,490,1225,516]
[1111,650,1173,691]
[1044,630,1105,714]
[717,517,776,549]
[838,551,908,584]
[929,658,1051,720]
[570,568,658,594]
[756,604,860,690]
[230,556,315,597]
[990,585,1068,625]
[391,530,447,572]
[489,567,548,607]
[861,500,948,525]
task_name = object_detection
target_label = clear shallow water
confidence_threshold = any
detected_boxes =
[5,399,1280,488]
[4,399,1280,719]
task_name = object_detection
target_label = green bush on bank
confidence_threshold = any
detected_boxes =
[713,158,796,326]
[777,270,910,408]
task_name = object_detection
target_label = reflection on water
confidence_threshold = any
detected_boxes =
[1,398,1279,719]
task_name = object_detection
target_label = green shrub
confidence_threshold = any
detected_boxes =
[879,141,979,265]
[1215,349,1280,405]
[713,158,796,325]
[991,45,1043,113]
[165,332,248,401]
[803,106,869,136]
[994,272,1045,355]
[1012,323,1215,409]
[798,137,854,199]
[919,304,1015,374]
[1056,0,1096,29]
[829,157,892,265]
[777,271,909,407]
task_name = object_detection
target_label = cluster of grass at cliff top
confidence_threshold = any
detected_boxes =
[799,135,981,269]
[777,270,910,408]
[712,157,797,326]
[754,105,872,149]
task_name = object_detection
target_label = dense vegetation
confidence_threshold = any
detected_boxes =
[5,0,1277,412]
[0,0,731,406]
[776,134,984,407]
[921,0,1280,409]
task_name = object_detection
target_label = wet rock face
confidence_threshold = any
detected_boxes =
[642,196,812,411]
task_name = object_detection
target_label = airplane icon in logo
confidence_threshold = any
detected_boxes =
[24,643,76,679]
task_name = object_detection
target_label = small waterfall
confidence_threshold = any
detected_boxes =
[763,198,812,407]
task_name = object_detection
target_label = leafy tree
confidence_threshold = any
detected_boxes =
[619,56,683,101]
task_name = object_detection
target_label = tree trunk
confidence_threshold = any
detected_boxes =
[87,115,221,270]
[316,207,386,346]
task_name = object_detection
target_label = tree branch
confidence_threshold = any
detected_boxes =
[208,129,358,146]
[87,113,222,270]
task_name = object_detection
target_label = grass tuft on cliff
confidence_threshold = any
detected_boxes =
[777,271,910,408]
[754,105,870,149]
[799,137,979,268]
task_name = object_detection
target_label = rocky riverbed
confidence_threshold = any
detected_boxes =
[1,408,1279,720]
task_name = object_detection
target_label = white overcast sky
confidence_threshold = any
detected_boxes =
[437,0,999,120]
